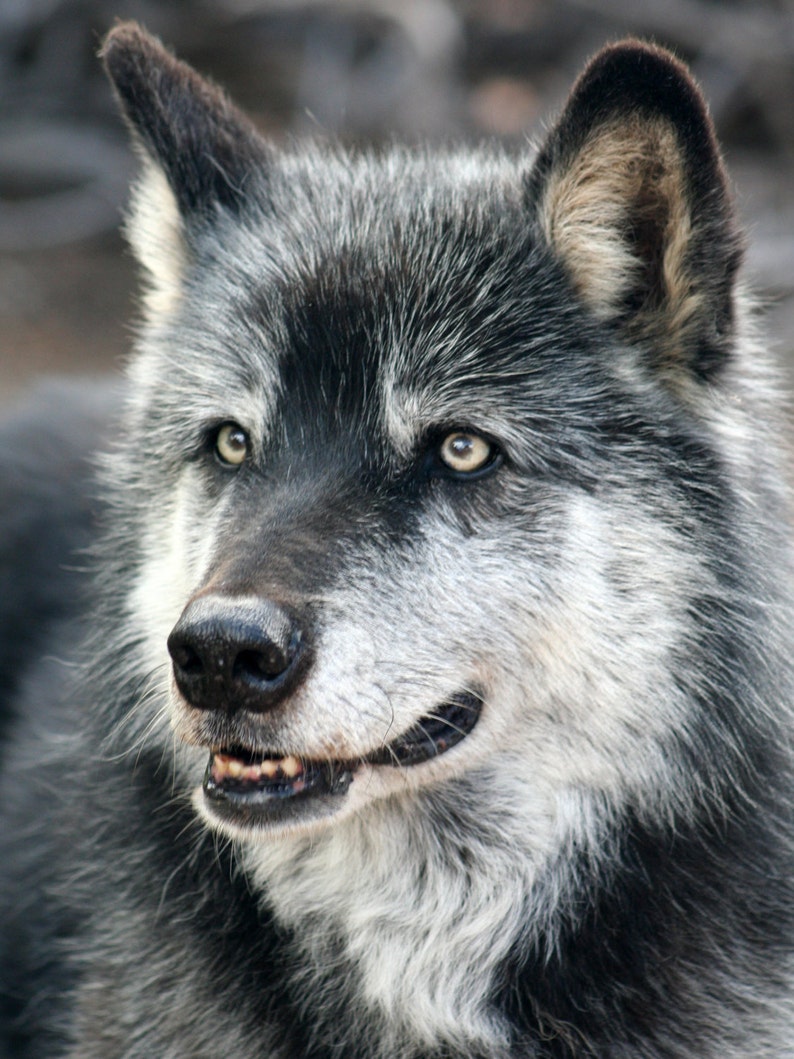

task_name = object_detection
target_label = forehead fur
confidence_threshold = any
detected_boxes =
[132,142,609,467]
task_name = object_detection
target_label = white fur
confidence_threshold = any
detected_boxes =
[126,162,186,318]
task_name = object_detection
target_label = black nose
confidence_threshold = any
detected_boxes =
[167,596,307,714]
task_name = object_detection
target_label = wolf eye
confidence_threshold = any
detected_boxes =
[438,431,496,476]
[214,422,248,466]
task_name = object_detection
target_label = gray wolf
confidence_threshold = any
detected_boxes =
[1,23,794,1058]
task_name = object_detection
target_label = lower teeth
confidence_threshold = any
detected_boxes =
[204,754,354,802]
[211,753,303,785]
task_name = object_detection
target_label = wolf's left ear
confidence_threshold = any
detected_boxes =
[526,41,742,380]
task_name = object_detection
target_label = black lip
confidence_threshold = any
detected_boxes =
[365,691,482,766]
[201,691,483,825]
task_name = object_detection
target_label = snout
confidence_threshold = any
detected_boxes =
[167,595,309,714]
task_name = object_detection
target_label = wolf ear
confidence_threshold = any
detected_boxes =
[102,22,267,221]
[101,23,269,313]
[526,41,742,380]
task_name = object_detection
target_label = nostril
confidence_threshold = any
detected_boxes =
[233,645,292,683]
[170,641,204,676]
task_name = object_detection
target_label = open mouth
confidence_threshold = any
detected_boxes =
[202,691,482,828]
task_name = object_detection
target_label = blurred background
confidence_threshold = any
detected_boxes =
[1,0,793,402]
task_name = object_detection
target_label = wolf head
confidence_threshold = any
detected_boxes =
[100,25,774,846]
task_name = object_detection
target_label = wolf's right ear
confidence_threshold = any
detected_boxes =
[102,23,268,221]
[101,23,269,313]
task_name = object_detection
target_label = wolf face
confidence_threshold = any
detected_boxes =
[99,27,771,854]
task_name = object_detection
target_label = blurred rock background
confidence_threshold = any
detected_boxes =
[1,0,793,401]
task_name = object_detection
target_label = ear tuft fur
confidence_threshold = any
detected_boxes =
[125,161,187,319]
[527,40,742,381]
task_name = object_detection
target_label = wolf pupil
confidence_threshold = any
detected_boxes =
[215,423,248,466]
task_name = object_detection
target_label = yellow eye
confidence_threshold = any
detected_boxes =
[215,422,248,466]
[438,432,493,474]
